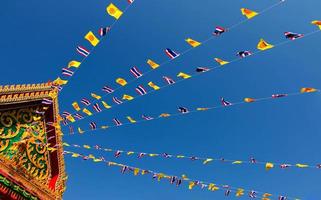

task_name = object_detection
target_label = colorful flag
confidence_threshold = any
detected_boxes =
[213,26,226,36]
[116,78,127,86]
[272,94,287,98]
[135,85,147,95]
[214,58,229,66]
[177,72,191,79]
[185,38,201,47]
[90,122,97,130]
[249,190,257,198]
[142,115,153,120]
[72,102,81,111]
[53,77,68,85]
[130,66,143,78]
[122,94,134,101]
[148,82,160,90]
[106,3,123,19]
[99,27,111,36]
[300,87,317,93]
[81,98,91,106]
[284,32,304,40]
[257,39,274,51]
[68,60,81,68]
[237,51,252,58]
[113,97,123,104]
[85,31,100,46]
[278,196,287,200]
[147,59,160,69]
[73,113,84,120]
[127,0,134,4]
[102,101,112,109]
[178,107,189,113]
[312,20,321,30]
[163,76,175,85]
[62,68,74,77]
[196,67,210,72]
[102,85,114,93]
[221,97,232,106]
[127,116,136,123]
[42,98,53,105]
[62,111,72,118]
[241,8,258,19]
[93,103,102,112]
[113,118,122,126]
[244,98,255,103]
[76,46,90,57]
[82,108,92,116]
[165,48,180,59]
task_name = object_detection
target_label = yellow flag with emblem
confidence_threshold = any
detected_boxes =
[106,3,123,19]
[241,8,258,19]
[85,31,100,46]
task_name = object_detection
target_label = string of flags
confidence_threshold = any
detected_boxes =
[59,25,321,126]
[58,88,319,134]
[51,1,135,91]
[63,150,299,200]
[61,1,290,120]
[60,142,321,170]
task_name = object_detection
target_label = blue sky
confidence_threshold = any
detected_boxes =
[1,0,321,199]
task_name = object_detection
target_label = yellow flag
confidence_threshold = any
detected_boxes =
[265,162,274,170]
[127,151,135,155]
[263,193,272,197]
[181,174,188,180]
[72,102,81,111]
[208,183,219,191]
[72,153,80,157]
[78,127,84,134]
[106,3,123,19]
[241,8,258,19]
[197,107,209,111]
[236,188,244,197]
[159,113,170,117]
[177,155,185,158]
[66,115,75,122]
[122,94,134,101]
[147,59,160,69]
[185,38,201,47]
[232,161,243,164]
[244,98,255,103]
[214,58,229,66]
[296,164,309,168]
[300,87,317,93]
[102,101,111,109]
[203,158,213,165]
[149,154,159,157]
[68,60,81,68]
[134,168,140,176]
[188,182,196,190]
[82,108,92,116]
[85,31,100,46]
[311,20,321,30]
[177,72,191,79]
[83,145,91,149]
[90,93,101,100]
[63,142,70,147]
[257,39,274,51]
[127,116,136,123]
[53,77,68,85]
[116,78,127,86]
[148,81,160,90]
[157,173,164,181]
[101,125,109,129]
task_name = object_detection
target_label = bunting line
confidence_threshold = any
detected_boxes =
[62,0,287,119]
[61,27,321,126]
[55,1,136,92]
[63,150,300,200]
[61,141,321,170]
[63,88,319,135]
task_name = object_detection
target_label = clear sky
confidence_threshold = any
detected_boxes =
[1,0,321,199]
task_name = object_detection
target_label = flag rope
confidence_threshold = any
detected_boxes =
[62,28,321,126]
[63,150,300,200]
[63,0,286,117]
[63,88,319,135]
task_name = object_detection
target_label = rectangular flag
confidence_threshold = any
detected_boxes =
[106,3,123,19]
[81,98,91,106]
[122,94,134,101]
[113,118,122,126]
[73,113,84,120]
[116,78,127,86]
[93,103,102,112]
[177,72,191,79]
[130,66,143,78]
[102,101,112,109]
[135,85,147,95]
[142,115,153,120]
[82,108,93,116]
[185,38,201,47]
[91,93,102,100]
[165,48,180,59]
[90,122,97,130]
[127,116,136,123]
[72,102,81,111]
[163,76,175,85]
[62,68,74,77]
[99,27,111,36]
[102,85,114,93]
[148,82,160,90]
[76,46,90,57]
[147,59,159,69]
[85,31,100,46]
[113,97,123,104]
